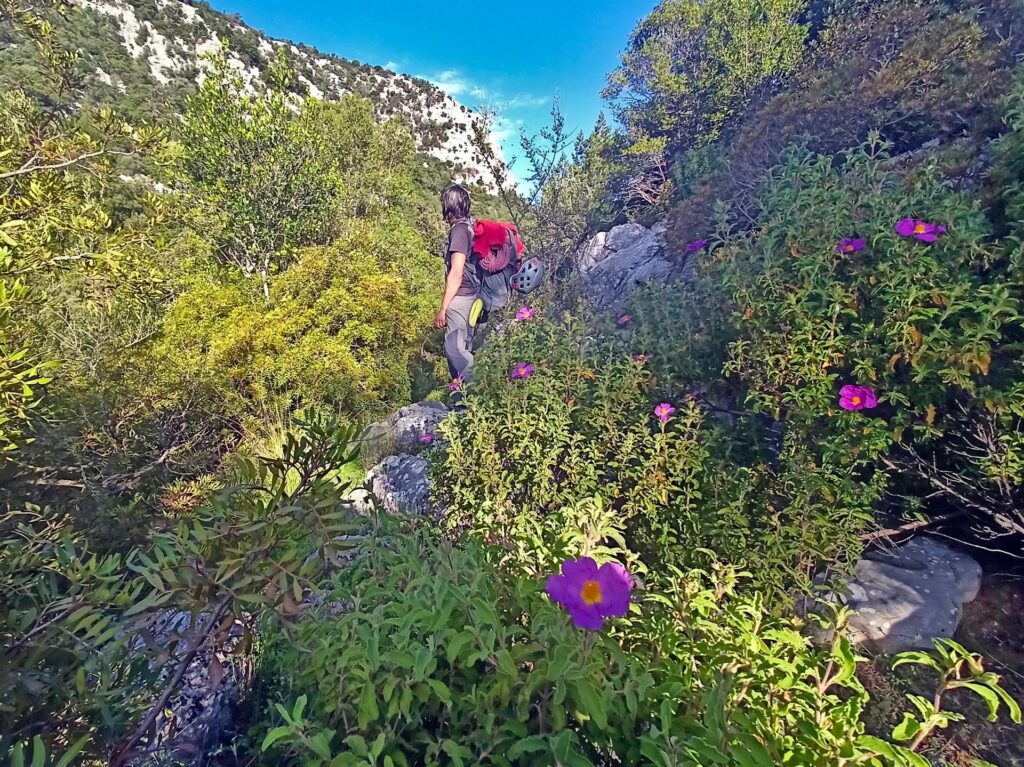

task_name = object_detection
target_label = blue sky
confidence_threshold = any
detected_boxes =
[208,0,658,177]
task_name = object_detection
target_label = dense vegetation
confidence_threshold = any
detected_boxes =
[2,0,1023,765]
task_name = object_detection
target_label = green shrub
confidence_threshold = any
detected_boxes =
[709,137,1023,540]
[155,220,433,433]
[254,518,1020,767]
[1,413,365,762]
[430,310,873,596]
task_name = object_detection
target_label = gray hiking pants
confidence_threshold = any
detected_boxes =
[444,294,477,380]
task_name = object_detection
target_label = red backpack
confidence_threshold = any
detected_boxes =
[471,219,525,274]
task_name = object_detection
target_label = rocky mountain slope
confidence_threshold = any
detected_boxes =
[1,0,502,188]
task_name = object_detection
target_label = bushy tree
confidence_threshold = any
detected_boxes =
[0,0,168,464]
[604,0,808,150]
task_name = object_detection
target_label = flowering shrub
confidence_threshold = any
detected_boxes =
[510,361,536,380]
[430,313,873,595]
[894,218,947,243]
[253,521,1019,767]
[836,236,867,254]
[713,138,1024,541]
[653,402,676,423]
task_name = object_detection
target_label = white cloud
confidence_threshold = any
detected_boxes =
[504,94,549,110]
[423,72,548,116]
[383,60,401,72]
[425,69,489,100]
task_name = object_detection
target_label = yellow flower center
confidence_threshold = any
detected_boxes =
[851,396,862,405]
[914,223,927,234]
[580,580,603,605]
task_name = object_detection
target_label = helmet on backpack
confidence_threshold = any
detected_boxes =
[510,257,544,294]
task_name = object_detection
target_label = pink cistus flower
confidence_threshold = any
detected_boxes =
[448,375,464,393]
[839,384,878,411]
[545,556,633,631]
[685,239,709,254]
[654,402,677,423]
[510,362,535,381]
[895,219,947,243]
[617,314,632,327]
[836,237,867,254]
[516,306,537,321]
[419,433,435,445]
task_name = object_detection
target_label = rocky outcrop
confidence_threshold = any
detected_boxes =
[576,222,676,313]
[358,401,448,467]
[128,611,252,765]
[832,537,983,653]
[364,453,434,517]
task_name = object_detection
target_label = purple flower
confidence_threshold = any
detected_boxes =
[510,362,535,380]
[895,218,947,243]
[516,306,537,321]
[654,402,677,423]
[617,314,632,328]
[632,353,650,363]
[545,556,633,631]
[839,384,878,411]
[419,433,435,445]
[836,237,866,254]
[685,239,709,254]
[449,375,464,393]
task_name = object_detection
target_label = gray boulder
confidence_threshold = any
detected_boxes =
[576,222,675,313]
[359,401,448,466]
[837,537,982,653]
[365,453,434,517]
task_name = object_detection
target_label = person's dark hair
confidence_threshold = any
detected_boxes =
[441,182,472,222]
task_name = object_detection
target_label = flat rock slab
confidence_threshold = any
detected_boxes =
[841,537,982,653]
[359,401,448,466]
[365,453,433,517]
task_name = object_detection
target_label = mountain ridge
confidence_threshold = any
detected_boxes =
[7,0,504,189]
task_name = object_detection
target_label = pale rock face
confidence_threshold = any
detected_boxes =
[576,222,676,313]
[72,0,504,190]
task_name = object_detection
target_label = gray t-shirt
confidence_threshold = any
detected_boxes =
[444,219,480,297]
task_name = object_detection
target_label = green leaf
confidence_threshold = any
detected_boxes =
[343,735,369,757]
[54,735,90,767]
[573,679,607,730]
[358,684,380,729]
[507,736,548,759]
[639,739,672,767]
[891,713,921,741]
[30,736,45,767]
[954,682,1002,722]
[426,679,452,705]
[261,726,293,752]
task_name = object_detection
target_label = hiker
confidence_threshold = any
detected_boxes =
[436,182,544,397]
[436,182,481,388]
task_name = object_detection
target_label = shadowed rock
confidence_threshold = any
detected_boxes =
[838,537,982,653]
[365,453,433,517]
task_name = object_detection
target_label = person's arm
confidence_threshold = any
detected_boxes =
[435,250,466,328]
